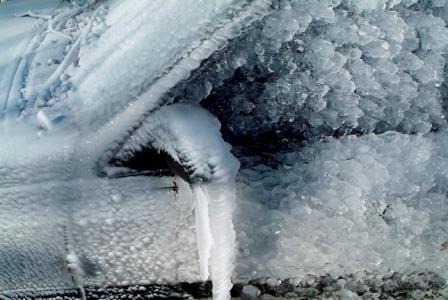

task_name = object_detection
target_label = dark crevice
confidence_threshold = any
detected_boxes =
[106,147,175,178]
[201,67,306,157]
[105,146,196,183]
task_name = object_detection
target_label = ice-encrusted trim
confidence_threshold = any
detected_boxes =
[77,0,272,170]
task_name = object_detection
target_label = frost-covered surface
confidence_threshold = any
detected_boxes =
[171,0,448,146]
[236,131,448,279]
[0,130,77,289]
[0,0,260,298]
[0,0,60,118]
[2,0,448,299]
[110,103,240,300]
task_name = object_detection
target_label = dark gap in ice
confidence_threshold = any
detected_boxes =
[201,67,306,157]
[107,147,175,178]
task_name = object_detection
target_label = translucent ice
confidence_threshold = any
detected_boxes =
[169,0,448,145]
[2,0,448,298]
[113,103,240,300]
[236,131,448,279]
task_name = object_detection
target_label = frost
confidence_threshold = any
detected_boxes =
[65,251,86,300]
[36,110,52,131]
[236,131,448,279]
[2,0,448,299]
[111,103,240,300]
[175,0,448,145]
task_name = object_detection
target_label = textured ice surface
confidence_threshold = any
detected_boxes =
[112,103,240,300]
[1,0,448,298]
[236,131,448,279]
[168,0,448,148]
[0,0,60,118]
[0,130,77,289]
[0,1,254,298]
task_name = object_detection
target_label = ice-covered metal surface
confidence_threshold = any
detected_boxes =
[0,131,77,289]
[1,0,448,299]
[0,0,269,298]
[0,0,60,118]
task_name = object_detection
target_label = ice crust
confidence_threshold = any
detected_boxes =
[170,0,448,144]
[2,0,448,298]
[114,103,240,300]
[236,131,448,279]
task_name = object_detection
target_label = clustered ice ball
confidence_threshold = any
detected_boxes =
[174,0,448,144]
[235,130,448,279]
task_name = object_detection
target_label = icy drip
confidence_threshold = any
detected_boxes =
[109,103,240,299]
[192,182,236,300]
[191,184,213,280]
[208,181,237,300]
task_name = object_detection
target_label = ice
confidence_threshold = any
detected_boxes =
[344,0,385,12]
[68,0,270,129]
[0,0,60,117]
[0,1,253,297]
[241,284,261,300]
[107,103,240,300]
[0,129,78,290]
[236,131,448,279]
[2,0,448,298]
[113,101,241,300]
[170,0,448,146]
[65,251,86,300]
[191,185,213,281]
[36,110,52,131]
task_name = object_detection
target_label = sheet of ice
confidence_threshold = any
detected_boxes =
[0,1,257,295]
[0,129,77,290]
[0,128,200,291]
[68,176,199,286]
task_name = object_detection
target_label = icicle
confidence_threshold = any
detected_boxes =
[206,181,237,300]
[191,184,213,281]
[192,182,236,300]
[126,103,240,300]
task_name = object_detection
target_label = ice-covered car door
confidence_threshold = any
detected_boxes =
[0,1,271,299]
